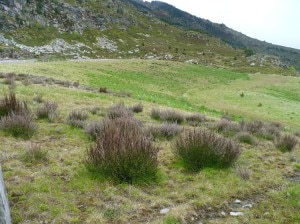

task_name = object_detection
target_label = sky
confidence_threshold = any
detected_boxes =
[145,0,300,50]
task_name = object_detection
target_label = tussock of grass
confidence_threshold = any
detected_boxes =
[275,134,298,152]
[21,142,48,164]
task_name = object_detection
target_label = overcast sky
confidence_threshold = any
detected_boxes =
[146,0,300,50]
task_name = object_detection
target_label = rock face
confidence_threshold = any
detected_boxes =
[0,164,11,224]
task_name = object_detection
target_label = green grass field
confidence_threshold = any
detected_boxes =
[0,60,299,223]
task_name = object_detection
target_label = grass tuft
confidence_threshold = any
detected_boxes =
[275,134,298,152]
[21,142,48,164]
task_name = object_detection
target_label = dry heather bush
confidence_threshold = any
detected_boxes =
[0,112,36,139]
[275,134,298,152]
[0,93,28,118]
[22,142,48,164]
[85,120,104,140]
[186,113,207,126]
[235,132,258,145]
[36,101,58,122]
[214,119,240,134]
[174,128,240,171]
[150,108,184,124]
[239,120,264,134]
[86,117,159,184]
[68,110,89,128]
[129,103,143,113]
[107,103,133,119]
[240,120,282,140]
[146,123,182,140]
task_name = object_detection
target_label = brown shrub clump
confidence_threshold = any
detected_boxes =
[86,117,159,184]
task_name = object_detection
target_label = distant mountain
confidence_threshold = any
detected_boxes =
[0,0,298,74]
[130,0,300,71]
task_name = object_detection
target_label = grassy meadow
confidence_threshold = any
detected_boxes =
[0,59,299,223]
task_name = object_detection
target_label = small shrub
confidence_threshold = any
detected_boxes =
[130,103,143,113]
[150,108,161,120]
[68,110,89,128]
[214,119,240,134]
[275,134,298,152]
[146,123,182,140]
[107,103,133,119]
[260,122,282,140]
[235,132,258,145]
[86,117,159,184]
[85,120,104,140]
[22,142,48,164]
[186,113,206,126]
[239,120,264,134]
[99,87,108,93]
[173,128,240,171]
[150,108,184,124]
[0,112,36,139]
[0,93,28,118]
[36,101,58,122]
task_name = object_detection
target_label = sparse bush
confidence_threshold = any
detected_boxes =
[22,142,48,164]
[235,132,258,145]
[86,117,159,184]
[0,93,28,118]
[36,101,58,122]
[99,87,108,93]
[130,103,143,113]
[214,119,240,134]
[85,120,104,140]
[173,128,240,171]
[150,108,161,120]
[239,120,264,134]
[150,108,184,124]
[275,134,298,152]
[186,113,206,126]
[68,110,89,128]
[146,123,182,140]
[107,103,133,119]
[3,73,16,89]
[0,112,36,139]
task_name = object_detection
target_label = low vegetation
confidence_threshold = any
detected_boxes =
[174,128,240,171]
[86,117,159,184]
[0,60,299,223]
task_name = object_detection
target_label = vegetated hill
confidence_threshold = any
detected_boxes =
[133,0,300,72]
[0,0,297,75]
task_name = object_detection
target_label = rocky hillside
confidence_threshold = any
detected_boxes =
[0,0,297,75]
[131,0,300,72]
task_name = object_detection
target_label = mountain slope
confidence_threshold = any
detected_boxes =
[0,0,297,75]
[131,0,300,71]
